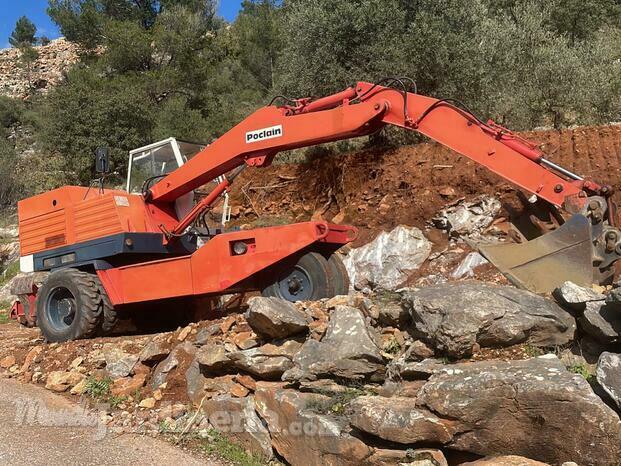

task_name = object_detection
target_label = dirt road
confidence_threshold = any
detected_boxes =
[0,377,213,466]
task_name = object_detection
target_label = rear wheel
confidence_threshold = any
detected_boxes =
[36,269,105,342]
[262,252,335,302]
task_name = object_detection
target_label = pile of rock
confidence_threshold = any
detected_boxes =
[2,279,617,465]
[554,281,621,411]
[0,38,79,99]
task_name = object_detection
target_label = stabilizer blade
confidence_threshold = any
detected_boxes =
[478,214,594,294]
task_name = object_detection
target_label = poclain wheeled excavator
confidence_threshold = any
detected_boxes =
[11,79,621,341]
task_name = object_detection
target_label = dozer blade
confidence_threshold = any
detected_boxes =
[477,214,595,294]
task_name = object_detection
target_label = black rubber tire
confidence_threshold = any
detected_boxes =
[36,269,104,342]
[325,253,350,295]
[261,252,335,302]
[98,280,118,336]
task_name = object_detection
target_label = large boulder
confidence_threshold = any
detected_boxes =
[202,395,274,459]
[416,356,621,465]
[596,352,621,409]
[255,384,373,466]
[246,297,309,339]
[348,396,453,444]
[228,340,302,380]
[579,302,621,344]
[402,282,576,357]
[283,306,385,382]
[343,225,432,291]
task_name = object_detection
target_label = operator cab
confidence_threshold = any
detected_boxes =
[126,137,232,226]
[127,137,205,194]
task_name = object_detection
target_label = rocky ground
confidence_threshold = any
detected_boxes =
[1,268,621,465]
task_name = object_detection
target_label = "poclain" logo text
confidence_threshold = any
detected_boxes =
[245,125,283,144]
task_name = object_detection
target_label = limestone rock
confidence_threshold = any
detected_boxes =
[283,306,384,382]
[232,331,260,350]
[229,340,301,380]
[111,373,147,397]
[402,282,576,358]
[0,355,16,369]
[103,344,139,379]
[45,371,86,392]
[416,356,621,465]
[366,449,448,466]
[348,396,453,444]
[70,378,88,395]
[0,39,79,100]
[255,385,373,466]
[139,397,156,409]
[20,346,43,373]
[553,281,605,311]
[461,456,550,466]
[196,343,231,373]
[432,196,501,238]
[203,395,273,459]
[343,225,432,291]
[376,297,411,328]
[579,302,621,344]
[151,341,196,389]
[246,297,309,339]
[177,325,192,342]
[139,340,170,364]
[597,352,621,409]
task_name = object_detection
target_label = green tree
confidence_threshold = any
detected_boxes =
[40,3,229,183]
[0,97,26,206]
[9,16,37,47]
[48,0,219,49]
[548,0,621,43]
[19,46,40,89]
[277,0,408,96]
[40,67,154,183]
[233,0,283,91]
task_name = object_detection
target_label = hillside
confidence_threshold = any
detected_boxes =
[0,38,78,99]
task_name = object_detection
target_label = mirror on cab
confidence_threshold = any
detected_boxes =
[95,147,110,174]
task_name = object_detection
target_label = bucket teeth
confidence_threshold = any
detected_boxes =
[478,214,594,294]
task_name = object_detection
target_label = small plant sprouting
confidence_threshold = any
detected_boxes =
[568,363,596,384]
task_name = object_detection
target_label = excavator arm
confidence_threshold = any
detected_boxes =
[146,80,621,292]
[149,81,610,211]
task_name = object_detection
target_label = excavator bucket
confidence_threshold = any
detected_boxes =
[477,214,595,294]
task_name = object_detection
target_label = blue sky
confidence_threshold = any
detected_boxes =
[0,0,243,48]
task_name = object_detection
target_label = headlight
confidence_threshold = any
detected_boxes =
[232,241,248,255]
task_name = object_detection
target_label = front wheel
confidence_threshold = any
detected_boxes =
[36,269,105,342]
[261,252,336,302]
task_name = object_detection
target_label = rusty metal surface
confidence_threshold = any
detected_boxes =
[478,214,594,294]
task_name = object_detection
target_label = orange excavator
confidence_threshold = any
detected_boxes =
[11,78,621,341]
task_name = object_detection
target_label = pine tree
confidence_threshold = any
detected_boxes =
[9,16,37,47]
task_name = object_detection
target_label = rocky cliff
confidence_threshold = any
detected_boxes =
[0,38,79,99]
